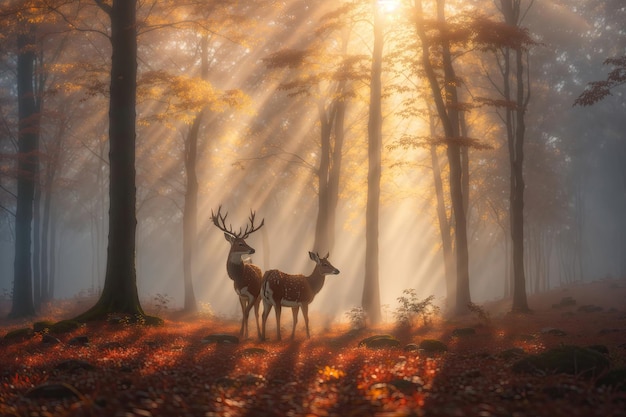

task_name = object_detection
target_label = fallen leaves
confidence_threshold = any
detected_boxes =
[1,281,626,417]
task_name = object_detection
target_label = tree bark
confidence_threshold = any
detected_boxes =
[500,0,530,313]
[182,110,202,313]
[428,110,455,311]
[75,0,144,321]
[414,0,471,315]
[362,2,383,324]
[10,23,39,318]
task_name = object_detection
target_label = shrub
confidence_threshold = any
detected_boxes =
[394,290,440,327]
[345,306,367,330]
[467,301,491,325]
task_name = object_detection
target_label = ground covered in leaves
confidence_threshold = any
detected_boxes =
[1,279,626,417]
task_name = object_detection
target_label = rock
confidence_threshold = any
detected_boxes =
[578,304,603,313]
[68,335,90,346]
[499,347,525,360]
[358,334,401,349]
[240,347,269,357]
[215,376,237,388]
[541,327,567,336]
[25,382,82,400]
[552,296,577,309]
[239,373,266,387]
[3,328,34,343]
[451,327,476,337]
[144,315,164,327]
[512,345,610,377]
[201,334,239,344]
[41,334,61,345]
[596,367,626,391]
[33,321,55,333]
[388,376,423,394]
[100,341,124,350]
[50,320,82,334]
[55,359,96,372]
[404,343,420,352]
[418,339,448,353]
[587,344,609,355]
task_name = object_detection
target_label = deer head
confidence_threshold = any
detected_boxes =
[211,205,265,260]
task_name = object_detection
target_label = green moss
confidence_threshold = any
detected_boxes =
[418,339,448,353]
[596,367,626,391]
[33,321,55,333]
[513,345,610,377]
[4,327,34,342]
[358,335,401,349]
[49,320,82,334]
[144,315,164,327]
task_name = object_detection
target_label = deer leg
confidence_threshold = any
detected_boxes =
[261,299,272,341]
[253,296,261,340]
[239,297,248,338]
[274,304,282,341]
[302,304,310,339]
[291,306,299,340]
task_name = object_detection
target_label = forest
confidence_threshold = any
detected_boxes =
[0,0,625,415]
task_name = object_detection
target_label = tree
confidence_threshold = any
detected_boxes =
[362,0,384,324]
[412,0,471,315]
[474,1,534,312]
[75,0,145,321]
[262,27,355,256]
[9,16,39,318]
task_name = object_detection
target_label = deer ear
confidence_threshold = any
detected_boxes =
[309,251,319,262]
[224,233,235,243]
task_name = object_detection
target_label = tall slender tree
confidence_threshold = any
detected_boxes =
[75,0,146,321]
[502,0,531,313]
[362,0,384,324]
[412,0,471,315]
[10,18,39,318]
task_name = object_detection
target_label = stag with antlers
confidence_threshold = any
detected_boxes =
[261,252,340,341]
[211,206,265,339]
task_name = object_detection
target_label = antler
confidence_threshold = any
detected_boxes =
[211,205,238,237]
[211,205,264,238]
[242,210,265,239]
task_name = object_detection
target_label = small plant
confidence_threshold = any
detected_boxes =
[1,288,11,301]
[198,302,214,319]
[467,301,491,325]
[345,306,367,330]
[152,293,172,315]
[394,290,440,327]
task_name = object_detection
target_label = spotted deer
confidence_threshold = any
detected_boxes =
[261,252,340,341]
[211,206,264,339]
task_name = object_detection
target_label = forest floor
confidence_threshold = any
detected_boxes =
[1,279,625,417]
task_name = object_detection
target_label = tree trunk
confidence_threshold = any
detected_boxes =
[500,0,530,312]
[362,2,383,324]
[33,177,41,308]
[313,100,333,254]
[10,23,39,319]
[414,0,471,315]
[75,0,144,321]
[428,108,455,312]
[48,204,57,299]
[182,110,202,313]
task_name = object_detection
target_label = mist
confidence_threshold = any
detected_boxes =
[1,0,625,323]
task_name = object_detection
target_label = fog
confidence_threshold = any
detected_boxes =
[1,0,625,321]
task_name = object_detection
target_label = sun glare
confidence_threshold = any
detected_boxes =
[378,0,401,14]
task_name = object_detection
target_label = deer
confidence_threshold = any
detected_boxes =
[211,205,264,339]
[261,251,340,341]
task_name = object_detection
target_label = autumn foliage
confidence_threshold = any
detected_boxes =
[1,279,626,417]
[575,56,626,106]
